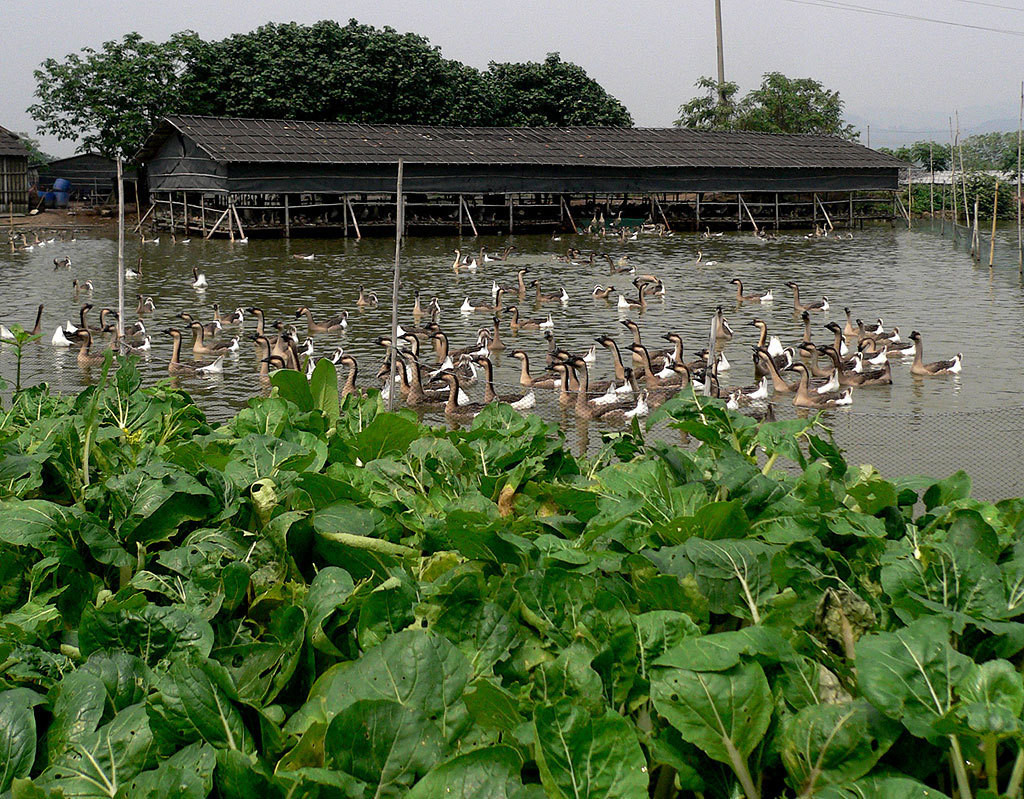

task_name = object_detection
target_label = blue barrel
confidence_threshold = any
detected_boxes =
[53,178,71,191]
[55,191,69,207]
[42,191,56,207]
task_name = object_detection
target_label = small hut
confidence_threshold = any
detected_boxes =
[0,126,30,214]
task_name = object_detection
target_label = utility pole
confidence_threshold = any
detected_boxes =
[715,0,727,107]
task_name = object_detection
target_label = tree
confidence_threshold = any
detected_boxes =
[15,132,53,168]
[484,54,632,127]
[29,31,204,157]
[675,72,859,140]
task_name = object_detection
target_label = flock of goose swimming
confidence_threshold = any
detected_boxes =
[1,226,964,425]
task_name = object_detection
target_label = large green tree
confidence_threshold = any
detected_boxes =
[29,31,204,158]
[29,22,632,156]
[675,72,859,140]
[484,54,632,127]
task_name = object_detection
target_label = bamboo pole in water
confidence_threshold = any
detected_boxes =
[990,180,999,267]
[929,144,934,217]
[387,158,404,413]
[907,168,913,227]
[116,157,125,351]
[1018,81,1023,274]
[949,118,959,239]
[973,198,980,262]
[957,112,970,234]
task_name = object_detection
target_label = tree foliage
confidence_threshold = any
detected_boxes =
[29,22,632,156]
[29,31,204,158]
[882,133,1021,173]
[675,72,858,140]
[15,133,53,168]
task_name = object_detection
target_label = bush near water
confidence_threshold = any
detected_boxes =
[2,356,1024,799]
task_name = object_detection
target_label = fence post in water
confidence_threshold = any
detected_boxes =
[907,168,912,228]
[283,195,290,239]
[990,181,999,267]
[973,198,980,262]
[116,157,125,352]
[200,194,206,237]
[387,158,405,413]
[940,184,946,235]
[1018,81,1023,274]
[704,314,717,397]
[929,144,934,217]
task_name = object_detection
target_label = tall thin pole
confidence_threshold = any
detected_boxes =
[1017,81,1022,273]
[989,180,999,267]
[929,143,934,217]
[949,117,959,236]
[387,158,405,412]
[714,0,727,107]
[957,112,970,232]
[116,157,125,351]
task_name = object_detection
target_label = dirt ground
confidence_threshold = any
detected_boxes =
[5,206,130,238]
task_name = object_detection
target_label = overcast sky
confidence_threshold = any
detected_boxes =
[3,0,1022,156]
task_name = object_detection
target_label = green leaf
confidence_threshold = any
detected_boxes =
[304,566,355,656]
[46,669,107,762]
[650,659,772,764]
[533,700,648,799]
[780,699,900,793]
[352,412,421,463]
[286,629,471,741]
[79,597,213,665]
[103,462,216,546]
[127,741,216,799]
[957,659,1024,739]
[855,617,974,741]
[408,745,526,799]
[270,368,314,412]
[147,655,253,753]
[817,774,951,799]
[324,699,443,795]
[0,689,45,792]
[309,359,340,425]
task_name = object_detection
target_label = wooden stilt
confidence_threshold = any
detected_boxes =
[459,194,464,234]
[346,196,362,240]
[940,184,946,235]
[169,194,175,232]
[973,198,980,261]
[200,194,206,237]
[813,193,818,228]
[696,193,702,232]
[344,195,349,237]
[460,196,478,237]
[231,199,245,240]
[929,144,935,217]
[183,192,189,234]
[653,195,672,232]
[736,194,742,229]
[775,193,779,230]
[132,202,155,234]
[738,194,759,234]
[508,194,513,234]
[907,169,913,228]
[989,180,999,267]
[284,194,290,239]
[205,206,230,239]
[848,193,854,229]
[1018,81,1023,274]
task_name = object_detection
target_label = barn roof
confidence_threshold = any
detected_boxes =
[139,115,903,171]
[0,126,29,159]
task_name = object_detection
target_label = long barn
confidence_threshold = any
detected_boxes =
[137,115,907,238]
[0,126,30,215]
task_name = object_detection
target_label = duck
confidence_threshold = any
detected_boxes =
[295,307,348,334]
[356,287,379,307]
[473,356,536,410]
[592,284,614,299]
[729,278,763,303]
[784,282,827,312]
[191,267,208,289]
[786,362,853,409]
[909,331,963,376]
[696,250,718,266]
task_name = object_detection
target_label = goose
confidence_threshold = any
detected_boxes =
[571,357,640,420]
[823,322,852,358]
[843,308,857,338]
[461,288,505,314]
[212,304,244,326]
[172,234,191,245]
[125,258,142,279]
[696,250,718,266]
[712,306,734,341]
[510,349,561,389]
[53,256,71,270]
[592,284,614,299]
[293,253,315,261]
[786,362,853,408]
[51,326,74,347]
[600,389,650,424]
[508,306,550,332]
[356,287,379,307]
[436,371,487,421]
[187,321,233,355]
[76,329,110,366]
[492,268,530,299]
[797,342,841,378]
[295,307,348,334]
[909,331,962,376]
[298,338,315,357]
[452,249,478,273]
[141,234,160,244]
[760,289,774,303]
[191,267,208,289]
[136,295,156,315]
[848,353,894,385]
[72,279,93,296]
[473,356,535,409]
[784,282,827,312]
[729,278,763,303]
[530,281,566,305]
[487,316,506,352]
[603,254,634,275]
[338,355,365,398]
[178,312,220,339]
[224,336,240,353]
[818,346,892,386]
[617,286,647,310]
[234,236,249,244]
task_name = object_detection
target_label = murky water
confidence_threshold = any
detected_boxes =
[2,222,1023,496]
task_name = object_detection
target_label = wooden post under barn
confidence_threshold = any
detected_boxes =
[284,195,290,238]
[200,194,206,237]
[990,181,999,267]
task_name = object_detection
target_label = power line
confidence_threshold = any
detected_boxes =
[779,0,1024,36]
[952,0,1024,11]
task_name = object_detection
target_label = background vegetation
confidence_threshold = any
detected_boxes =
[29,20,633,158]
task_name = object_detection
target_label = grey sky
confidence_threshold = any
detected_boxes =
[2,0,1022,156]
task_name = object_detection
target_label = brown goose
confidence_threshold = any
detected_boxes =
[730,278,762,303]
[785,282,828,312]
[473,356,536,409]
[295,307,348,334]
[786,362,853,409]
[436,371,487,421]
[909,331,962,376]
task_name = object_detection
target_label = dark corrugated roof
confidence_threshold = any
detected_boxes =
[0,125,29,159]
[140,115,904,170]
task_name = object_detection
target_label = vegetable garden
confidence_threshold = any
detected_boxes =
[1,355,1022,799]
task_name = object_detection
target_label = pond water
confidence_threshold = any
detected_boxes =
[2,222,1023,497]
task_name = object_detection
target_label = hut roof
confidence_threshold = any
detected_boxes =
[0,126,29,159]
[139,115,904,170]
